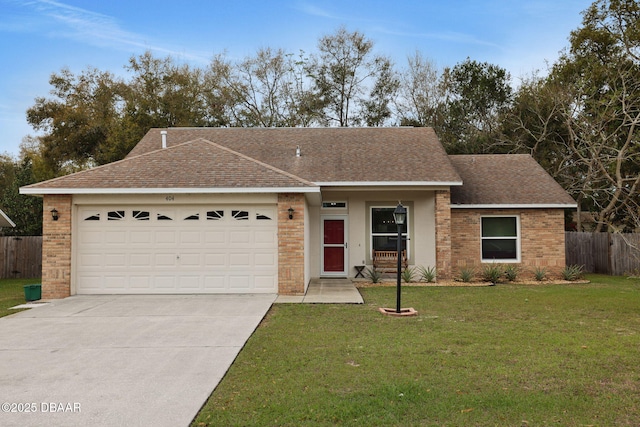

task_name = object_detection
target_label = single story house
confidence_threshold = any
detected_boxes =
[21,127,576,299]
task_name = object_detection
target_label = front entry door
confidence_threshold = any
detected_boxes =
[322,217,348,276]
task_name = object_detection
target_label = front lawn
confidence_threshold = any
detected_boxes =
[0,278,41,318]
[193,274,640,426]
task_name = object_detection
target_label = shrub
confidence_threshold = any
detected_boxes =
[562,264,584,281]
[417,265,436,283]
[534,267,547,281]
[458,267,475,283]
[401,266,416,283]
[365,267,383,283]
[503,265,520,282]
[482,264,504,284]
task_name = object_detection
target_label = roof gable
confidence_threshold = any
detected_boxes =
[22,139,316,194]
[449,154,576,207]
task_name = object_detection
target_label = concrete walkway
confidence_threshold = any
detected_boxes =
[275,279,364,304]
[0,294,275,427]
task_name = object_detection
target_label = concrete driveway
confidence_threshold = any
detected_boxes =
[0,294,275,427]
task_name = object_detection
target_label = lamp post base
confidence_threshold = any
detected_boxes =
[378,307,418,317]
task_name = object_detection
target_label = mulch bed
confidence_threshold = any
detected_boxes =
[354,279,590,288]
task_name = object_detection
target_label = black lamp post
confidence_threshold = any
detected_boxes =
[393,203,407,313]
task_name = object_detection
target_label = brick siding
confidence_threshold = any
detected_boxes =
[41,195,72,299]
[277,193,305,294]
[451,208,566,279]
[434,190,452,279]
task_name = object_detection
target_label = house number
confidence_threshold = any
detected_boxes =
[165,195,174,202]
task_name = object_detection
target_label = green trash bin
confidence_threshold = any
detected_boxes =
[24,284,42,302]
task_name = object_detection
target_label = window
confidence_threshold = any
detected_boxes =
[481,216,520,262]
[232,210,249,221]
[107,211,125,221]
[157,213,173,221]
[256,212,272,220]
[206,210,224,220]
[322,201,347,209]
[84,213,100,221]
[184,213,199,220]
[371,207,408,252]
[133,211,149,221]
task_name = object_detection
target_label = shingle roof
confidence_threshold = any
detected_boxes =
[22,139,316,192]
[128,127,462,184]
[449,154,576,206]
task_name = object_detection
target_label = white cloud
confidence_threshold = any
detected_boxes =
[8,0,211,63]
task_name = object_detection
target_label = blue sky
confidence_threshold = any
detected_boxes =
[0,0,592,157]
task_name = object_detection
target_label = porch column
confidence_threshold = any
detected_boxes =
[435,190,452,279]
[277,193,305,295]
[42,195,72,299]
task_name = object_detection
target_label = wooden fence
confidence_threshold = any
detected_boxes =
[2,233,639,279]
[0,236,42,279]
[566,232,640,275]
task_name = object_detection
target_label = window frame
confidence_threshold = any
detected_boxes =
[369,205,410,258]
[480,215,521,263]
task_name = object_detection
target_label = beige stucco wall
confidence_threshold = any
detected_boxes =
[309,189,438,278]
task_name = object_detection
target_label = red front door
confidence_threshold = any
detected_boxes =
[323,219,346,273]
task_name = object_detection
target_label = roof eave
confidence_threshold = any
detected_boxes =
[451,203,577,209]
[315,181,463,187]
[20,186,320,196]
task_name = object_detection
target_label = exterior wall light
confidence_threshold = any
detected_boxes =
[288,207,295,220]
[51,208,59,221]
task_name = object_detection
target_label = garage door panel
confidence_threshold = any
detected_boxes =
[204,276,226,289]
[204,231,226,244]
[155,276,177,288]
[130,253,152,267]
[229,276,250,289]
[105,231,127,244]
[254,252,276,266]
[104,276,126,289]
[76,205,278,294]
[77,275,102,290]
[204,253,226,267]
[229,253,250,267]
[80,254,102,267]
[155,231,177,244]
[178,276,200,289]
[179,253,201,266]
[105,254,126,267]
[131,231,152,244]
[153,253,177,266]
[254,230,276,245]
[230,231,251,244]
[254,275,277,289]
[179,231,201,244]
[130,276,151,289]
[80,230,103,245]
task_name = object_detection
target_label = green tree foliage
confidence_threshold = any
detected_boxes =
[307,26,398,126]
[440,58,512,153]
[0,156,42,236]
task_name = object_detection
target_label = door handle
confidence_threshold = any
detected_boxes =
[345,242,348,249]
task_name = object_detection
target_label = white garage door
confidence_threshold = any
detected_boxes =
[75,205,278,294]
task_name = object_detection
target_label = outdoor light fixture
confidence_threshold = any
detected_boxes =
[393,203,406,313]
[288,207,295,220]
[50,208,59,221]
[393,203,407,226]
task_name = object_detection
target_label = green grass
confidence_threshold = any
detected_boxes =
[0,278,41,318]
[193,274,640,426]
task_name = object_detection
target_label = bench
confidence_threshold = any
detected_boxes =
[373,250,408,272]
